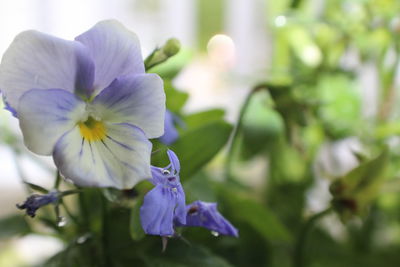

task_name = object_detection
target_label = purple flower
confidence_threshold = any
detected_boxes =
[0,20,166,189]
[140,150,186,236]
[17,191,59,217]
[159,110,179,145]
[176,201,239,237]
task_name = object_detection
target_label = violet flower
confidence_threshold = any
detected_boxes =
[0,20,165,189]
[176,200,239,237]
[159,110,179,145]
[140,150,186,236]
[17,191,59,217]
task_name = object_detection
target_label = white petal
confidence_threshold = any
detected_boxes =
[53,123,152,189]
[0,30,94,110]
[75,20,145,91]
[91,74,165,138]
[18,89,86,155]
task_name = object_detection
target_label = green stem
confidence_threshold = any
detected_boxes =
[293,207,332,267]
[101,195,112,267]
[61,202,79,225]
[225,84,267,180]
[54,172,62,189]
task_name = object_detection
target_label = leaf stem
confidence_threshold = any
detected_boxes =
[293,207,332,267]
[54,172,62,189]
[225,84,267,180]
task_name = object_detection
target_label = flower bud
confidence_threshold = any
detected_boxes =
[162,38,181,57]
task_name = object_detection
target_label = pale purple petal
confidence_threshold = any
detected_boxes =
[0,30,94,110]
[53,123,152,189]
[18,89,86,155]
[159,110,179,145]
[75,20,145,92]
[91,74,165,138]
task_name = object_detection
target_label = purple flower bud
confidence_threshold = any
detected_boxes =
[16,191,59,217]
[140,150,186,236]
[176,201,239,237]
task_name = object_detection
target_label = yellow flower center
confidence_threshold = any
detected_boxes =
[78,116,106,142]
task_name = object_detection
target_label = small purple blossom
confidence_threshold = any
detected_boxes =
[159,110,179,145]
[140,150,186,236]
[176,201,239,237]
[17,191,59,217]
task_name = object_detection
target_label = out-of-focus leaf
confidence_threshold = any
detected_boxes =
[0,215,31,239]
[375,121,400,139]
[241,91,284,158]
[183,172,217,203]
[171,121,232,180]
[219,187,292,243]
[149,48,193,79]
[184,109,225,129]
[24,182,49,194]
[269,139,306,182]
[330,149,389,220]
[285,25,322,67]
[164,81,189,113]
[142,243,233,267]
[130,199,145,241]
[42,239,103,267]
[317,74,361,139]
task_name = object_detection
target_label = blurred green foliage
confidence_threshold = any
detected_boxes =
[2,0,400,266]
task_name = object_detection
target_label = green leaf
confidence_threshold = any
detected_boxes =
[241,91,284,158]
[165,81,189,113]
[130,199,145,241]
[184,109,225,129]
[317,74,361,139]
[149,48,193,80]
[0,215,31,239]
[171,120,232,180]
[330,149,389,220]
[24,182,49,194]
[183,172,217,203]
[331,149,389,198]
[220,187,292,243]
[142,243,233,267]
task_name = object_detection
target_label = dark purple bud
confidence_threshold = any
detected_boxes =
[16,191,59,217]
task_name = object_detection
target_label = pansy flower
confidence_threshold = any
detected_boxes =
[0,20,165,189]
[140,150,186,236]
[176,200,239,237]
